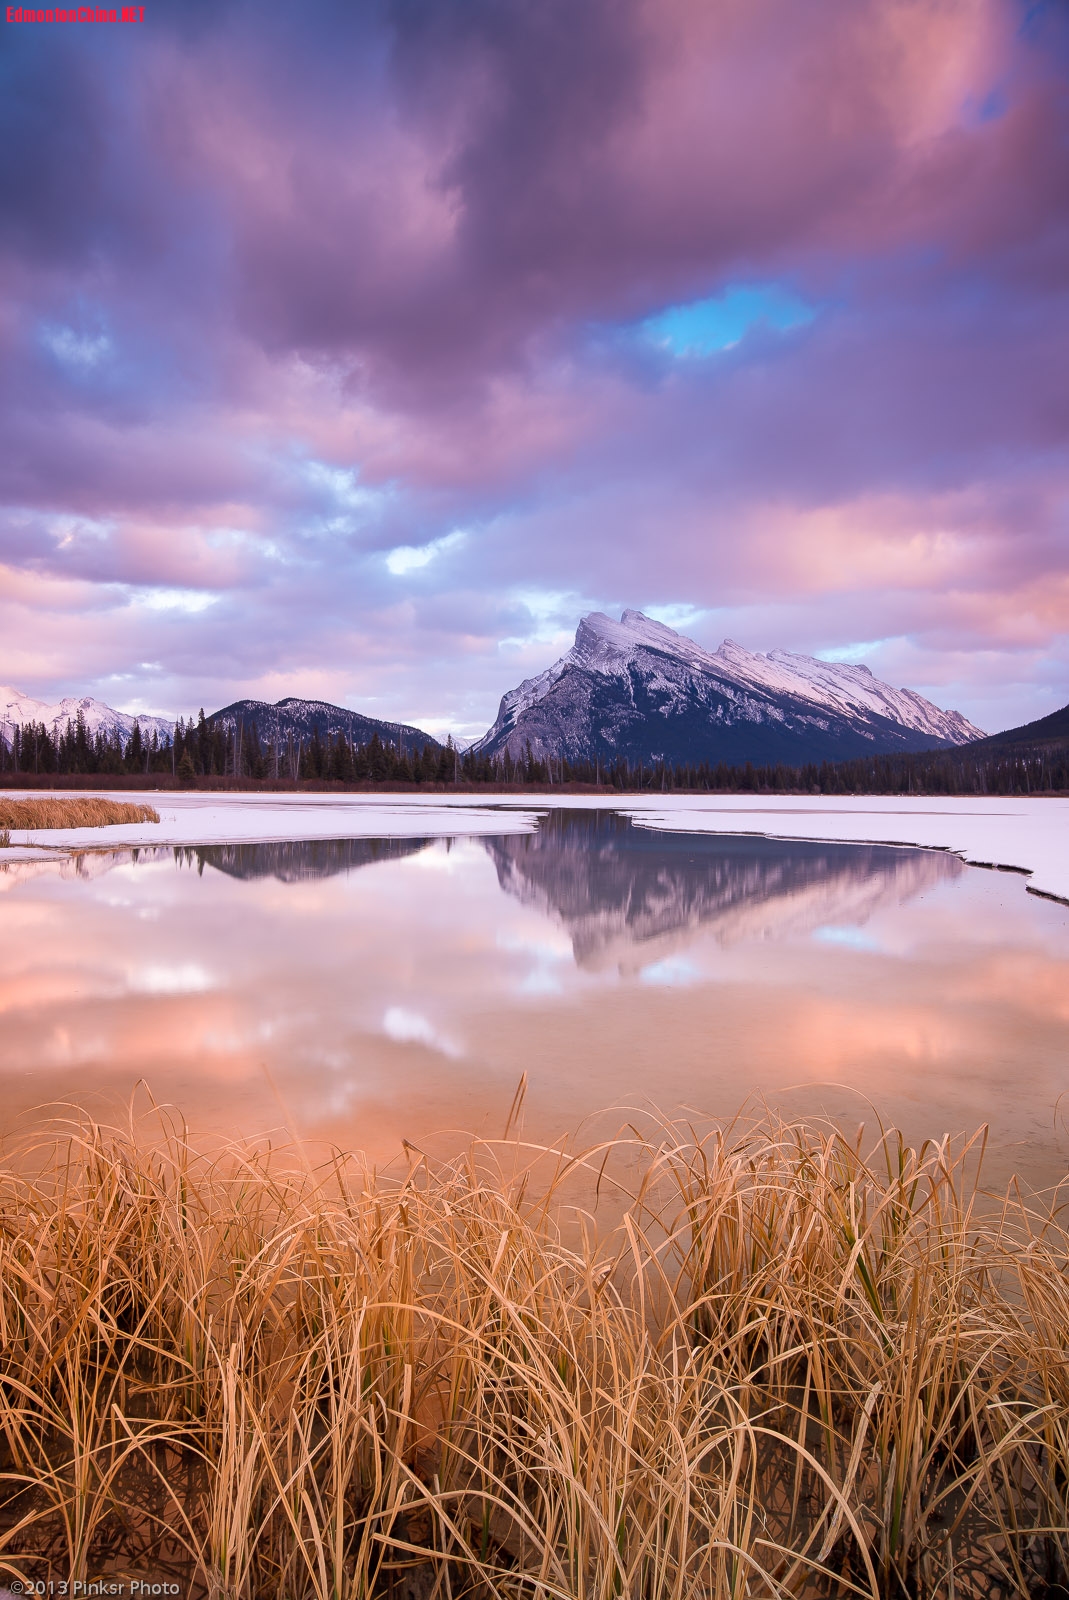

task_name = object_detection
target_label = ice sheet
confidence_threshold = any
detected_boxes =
[0,791,541,853]
[0,790,1065,906]
[602,794,1069,906]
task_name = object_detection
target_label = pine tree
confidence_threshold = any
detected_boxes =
[196,709,211,775]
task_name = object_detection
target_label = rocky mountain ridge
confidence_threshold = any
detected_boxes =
[2,615,998,771]
[473,611,985,767]
[208,698,441,756]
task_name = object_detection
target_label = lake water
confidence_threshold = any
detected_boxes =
[2,807,1067,1191]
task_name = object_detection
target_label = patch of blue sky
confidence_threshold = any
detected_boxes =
[1019,1,1069,48]
[302,460,387,511]
[129,586,219,615]
[41,322,113,370]
[300,462,395,542]
[508,590,703,648]
[642,283,815,358]
[977,85,1008,122]
[385,527,466,576]
[640,602,708,633]
[512,588,587,625]
[50,514,112,550]
[815,640,890,663]
[39,298,114,374]
[205,527,295,566]
[496,588,595,652]
[39,300,199,402]
[960,82,1008,126]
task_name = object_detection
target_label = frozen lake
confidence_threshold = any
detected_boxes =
[1,801,1067,1191]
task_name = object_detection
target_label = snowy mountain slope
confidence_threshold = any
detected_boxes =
[0,684,173,747]
[473,611,985,767]
[0,684,443,758]
[209,697,441,757]
[711,641,982,745]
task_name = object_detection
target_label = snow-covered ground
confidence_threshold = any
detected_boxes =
[0,790,1066,905]
[0,791,542,853]
[611,795,1068,906]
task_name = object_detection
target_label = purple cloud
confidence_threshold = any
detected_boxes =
[0,0,1066,736]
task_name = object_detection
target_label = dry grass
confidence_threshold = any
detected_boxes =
[0,1108,1066,1598]
[0,797,159,831]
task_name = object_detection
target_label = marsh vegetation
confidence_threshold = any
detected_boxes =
[0,797,160,831]
[0,1108,1067,1597]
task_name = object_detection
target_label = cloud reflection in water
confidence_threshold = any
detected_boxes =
[0,812,1065,1191]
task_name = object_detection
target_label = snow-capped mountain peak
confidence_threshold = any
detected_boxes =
[572,610,710,673]
[0,684,173,746]
[474,611,985,765]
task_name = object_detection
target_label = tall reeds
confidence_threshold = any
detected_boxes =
[0,798,160,831]
[0,1112,1065,1597]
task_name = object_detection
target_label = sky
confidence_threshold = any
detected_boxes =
[1,0,1067,740]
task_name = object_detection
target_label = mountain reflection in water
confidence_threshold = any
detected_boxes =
[186,837,431,883]
[14,815,960,955]
[2,836,433,888]
[67,812,962,969]
[1,808,1066,1191]
[483,809,964,971]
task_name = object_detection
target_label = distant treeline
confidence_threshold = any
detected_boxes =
[1,709,1066,793]
[0,712,456,783]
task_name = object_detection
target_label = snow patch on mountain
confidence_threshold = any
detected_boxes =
[712,642,983,744]
[0,685,173,747]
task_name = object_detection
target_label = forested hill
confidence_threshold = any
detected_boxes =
[960,702,1069,756]
[209,697,440,757]
[0,705,450,780]
[637,699,1069,795]
[693,700,1068,795]
[2,692,1065,795]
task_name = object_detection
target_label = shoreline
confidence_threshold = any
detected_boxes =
[1,788,1067,906]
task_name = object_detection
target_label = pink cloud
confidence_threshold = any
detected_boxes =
[0,0,1065,733]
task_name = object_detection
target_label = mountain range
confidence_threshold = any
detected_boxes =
[208,698,441,757]
[0,685,174,748]
[0,685,442,757]
[473,611,985,767]
[9,609,1064,772]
